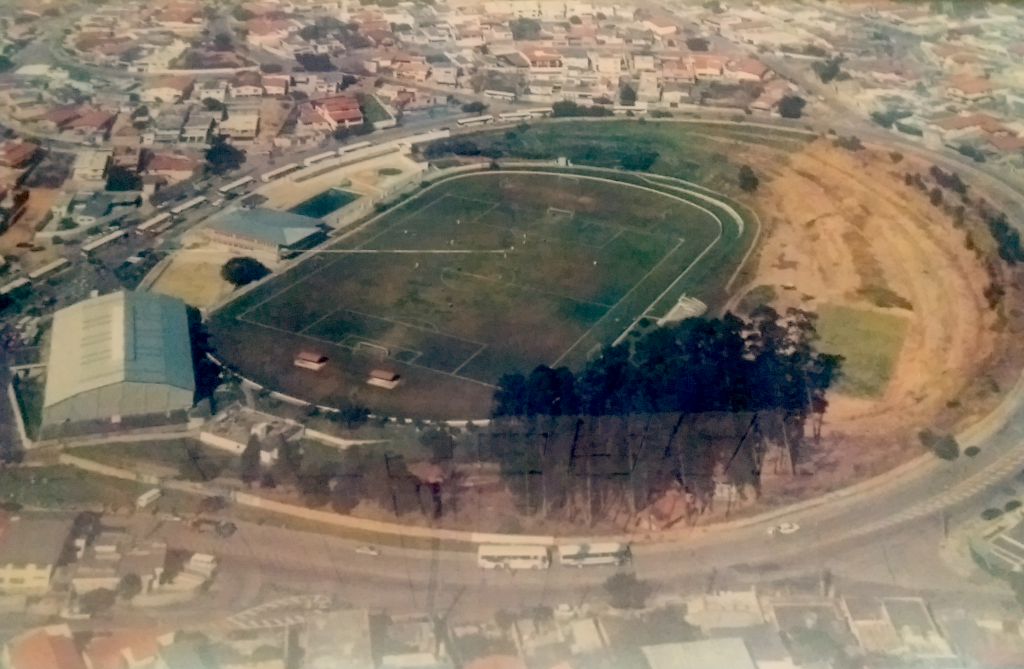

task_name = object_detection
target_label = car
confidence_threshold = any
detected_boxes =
[355,545,380,556]
[768,523,800,536]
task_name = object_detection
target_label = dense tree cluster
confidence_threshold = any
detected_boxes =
[551,100,614,118]
[487,308,842,521]
[738,165,759,192]
[221,257,270,286]
[777,96,806,119]
[510,18,542,40]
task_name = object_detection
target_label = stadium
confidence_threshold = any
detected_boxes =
[207,165,754,419]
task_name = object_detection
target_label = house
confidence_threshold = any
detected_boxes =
[0,139,39,168]
[220,103,261,140]
[82,627,176,669]
[592,53,622,73]
[311,95,363,126]
[562,47,590,71]
[72,149,112,181]
[70,534,167,600]
[39,107,84,132]
[946,75,1000,102]
[182,110,218,143]
[693,54,727,79]
[246,18,291,48]
[196,79,228,103]
[661,81,691,106]
[636,71,660,103]
[395,60,432,82]
[642,638,757,669]
[632,53,655,72]
[642,14,678,36]
[65,110,117,139]
[726,58,770,82]
[0,515,75,595]
[145,153,198,182]
[3,625,85,669]
[153,107,189,143]
[141,76,194,104]
[261,75,289,96]
[229,71,264,98]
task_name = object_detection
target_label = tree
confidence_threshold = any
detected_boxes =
[241,436,261,484]
[510,18,542,40]
[130,105,149,119]
[340,74,359,89]
[203,97,226,112]
[260,62,283,73]
[685,37,709,51]
[205,136,246,174]
[296,53,335,72]
[620,85,636,106]
[221,257,270,286]
[461,101,488,114]
[738,165,759,192]
[232,6,255,21]
[79,588,117,615]
[812,57,843,84]
[929,187,943,206]
[213,32,233,51]
[106,166,141,192]
[919,429,959,460]
[420,427,455,462]
[117,573,142,601]
[604,573,653,609]
[620,151,658,171]
[778,95,806,119]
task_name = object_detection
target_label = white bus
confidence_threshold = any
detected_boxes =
[170,196,206,215]
[338,141,372,155]
[558,543,631,568]
[137,212,171,233]
[261,163,301,182]
[81,229,128,253]
[526,107,554,118]
[28,258,68,280]
[218,175,254,195]
[136,488,162,509]
[477,544,550,570]
[457,115,494,127]
[303,151,337,167]
[0,277,29,296]
[498,111,531,122]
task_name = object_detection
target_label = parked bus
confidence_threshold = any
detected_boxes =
[498,111,532,122]
[136,488,162,509]
[28,258,69,280]
[170,196,206,215]
[457,115,495,127]
[81,229,128,253]
[526,107,554,118]
[218,175,254,195]
[338,141,372,155]
[137,212,171,233]
[477,544,550,570]
[260,163,301,182]
[303,151,337,167]
[558,543,631,568]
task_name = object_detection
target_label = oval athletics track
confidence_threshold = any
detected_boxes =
[206,168,752,417]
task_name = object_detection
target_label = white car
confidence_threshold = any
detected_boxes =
[768,523,800,536]
[355,545,380,556]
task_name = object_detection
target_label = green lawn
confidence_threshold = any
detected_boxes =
[0,466,152,509]
[74,439,239,482]
[815,304,910,397]
[357,93,392,124]
[12,374,44,441]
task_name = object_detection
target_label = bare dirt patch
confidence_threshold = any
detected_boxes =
[733,140,1007,501]
[149,248,239,309]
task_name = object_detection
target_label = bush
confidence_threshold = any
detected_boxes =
[919,429,959,460]
[982,508,1004,521]
[778,96,805,119]
[58,217,77,230]
[890,151,903,163]
[964,446,980,457]
[260,63,283,73]
[1006,500,1022,512]
[833,135,863,151]
[52,236,64,244]
[461,101,487,114]
[604,573,653,609]
[686,37,709,51]
[221,257,270,286]
[738,165,759,192]
[620,151,658,171]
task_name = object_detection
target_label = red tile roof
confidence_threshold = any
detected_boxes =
[67,110,116,130]
[312,95,362,123]
[8,628,86,669]
[146,153,198,173]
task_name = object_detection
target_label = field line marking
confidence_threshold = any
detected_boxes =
[238,195,452,320]
[451,345,487,376]
[236,316,497,388]
[309,249,508,254]
[597,228,625,251]
[550,237,685,368]
[445,268,614,308]
[315,305,487,348]
[612,229,721,347]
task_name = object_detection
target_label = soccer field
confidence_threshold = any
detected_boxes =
[209,169,748,417]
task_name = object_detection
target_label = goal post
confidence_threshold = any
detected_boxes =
[353,341,390,358]
[546,206,574,219]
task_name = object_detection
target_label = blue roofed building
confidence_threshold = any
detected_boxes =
[40,291,195,437]
[204,207,327,258]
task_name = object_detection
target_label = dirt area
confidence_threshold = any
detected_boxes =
[259,152,421,211]
[149,247,241,310]
[256,99,291,148]
[0,188,59,260]
[730,139,1017,501]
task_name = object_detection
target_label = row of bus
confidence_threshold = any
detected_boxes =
[477,542,631,570]
[456,108,555,128]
